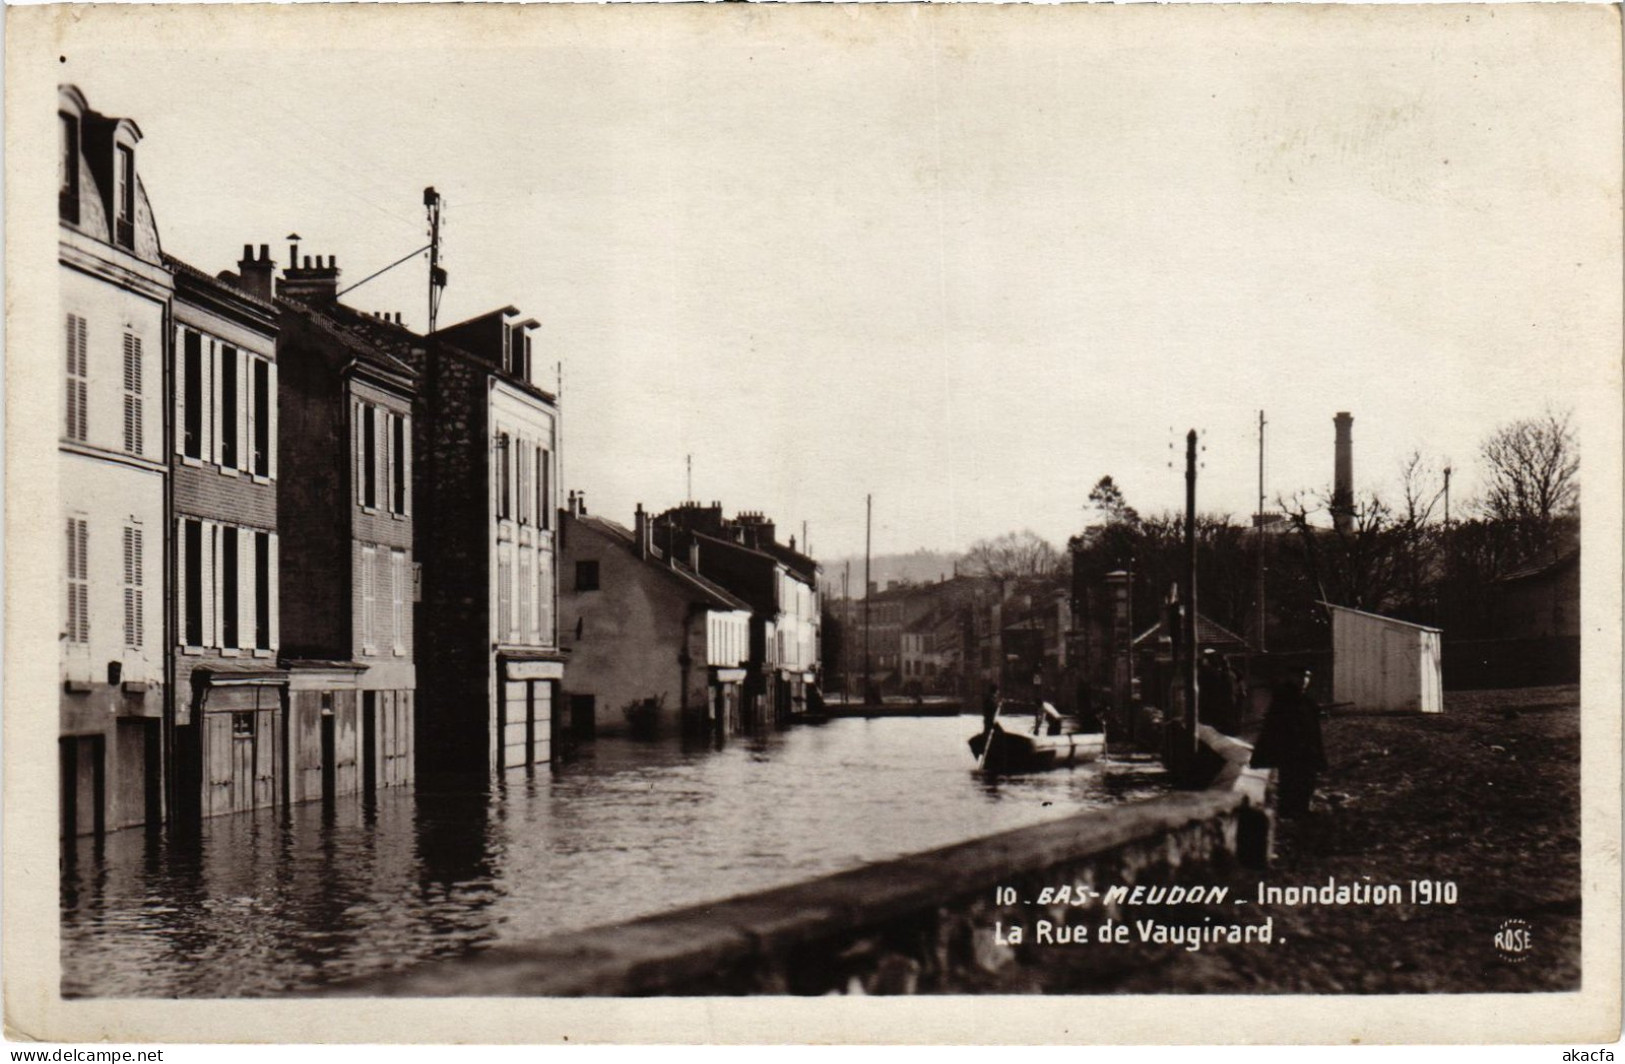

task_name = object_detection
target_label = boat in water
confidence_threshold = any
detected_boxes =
[968,726,1105,773]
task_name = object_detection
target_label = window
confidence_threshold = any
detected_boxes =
[182,331,203,459]
[390,413,407,513]
[182,519,203,646]
[221,526,239,650]
[232,712,253,738]
[59,113,79,223]
[537,447,550,531]
[574,560,599,592]
[253,358,271,477]
[122,333,144,456]
[65,518,88,644]
[391,550,407,655]
[360,545,377,654]
[508,326,531,381]
[360,403,377,508]
[254,531,271,650]
[122,525,144,649]
[495,433,511,520]
[65,315,87,442]
[219,345,237,468]
[114,144,135,248]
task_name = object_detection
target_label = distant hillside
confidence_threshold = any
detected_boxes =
[818,549,963,597]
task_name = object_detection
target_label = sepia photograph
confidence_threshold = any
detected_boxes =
[5,0,1621,1046]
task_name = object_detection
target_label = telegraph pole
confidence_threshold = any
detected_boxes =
[1255,410,1268,655]
[686,454,692,503]
[424,187,446,333]
[1442,465,1452,527]
[1183,430,1200,760]
[864,494,873,705]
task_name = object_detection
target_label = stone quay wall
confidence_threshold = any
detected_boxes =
[334,731,1271,997]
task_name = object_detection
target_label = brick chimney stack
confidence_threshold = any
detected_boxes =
[237,243,275,302]
[634,503,649,561]
[278,249,341,305]
[1332,411,1354,533]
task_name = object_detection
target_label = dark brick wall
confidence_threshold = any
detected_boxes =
[408,344,494,776]
[174,466,276,530]
[274,310,351,658]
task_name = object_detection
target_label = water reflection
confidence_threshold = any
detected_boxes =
[62,715,1167,997]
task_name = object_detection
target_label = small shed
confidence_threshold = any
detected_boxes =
[1326,604,1443,713]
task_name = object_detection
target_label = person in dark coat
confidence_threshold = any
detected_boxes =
[1250,668,1327,817]
[982,684,1000,732]
[1200,650,1238,735]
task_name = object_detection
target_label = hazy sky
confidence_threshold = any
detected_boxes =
[57,4,1620,558]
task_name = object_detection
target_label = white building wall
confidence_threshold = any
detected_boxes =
[1330,605,1443,713]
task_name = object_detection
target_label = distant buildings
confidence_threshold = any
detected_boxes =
[559,501,751,738]
[648,504,821,725]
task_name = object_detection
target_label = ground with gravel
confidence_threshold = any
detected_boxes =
[971,685,1582,994]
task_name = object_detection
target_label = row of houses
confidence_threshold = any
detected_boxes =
[59,85,820,838]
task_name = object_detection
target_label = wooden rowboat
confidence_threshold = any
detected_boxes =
[968,727,1105,774]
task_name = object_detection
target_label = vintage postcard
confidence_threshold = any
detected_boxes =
[5,1,1621,1046]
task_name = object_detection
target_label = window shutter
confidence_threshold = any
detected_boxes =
[268,532,280,651]
[266,362,279,481]
[174,518,187,643]
[206,340,220,465]
[201,522,218,648]
[391,551,405,654]
[374,407,387,509]
[384,412,397,514]
[238,526,254,650]
[361,545,376,653]
[401,415,411,515]
[237,348,250,472]
[354,402,366,505]
[174,329,186,455]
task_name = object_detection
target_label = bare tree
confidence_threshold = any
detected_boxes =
[963,530,1062,597]
[1480,409,1579,534]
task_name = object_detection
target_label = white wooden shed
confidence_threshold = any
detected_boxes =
[1326,604,1443,713]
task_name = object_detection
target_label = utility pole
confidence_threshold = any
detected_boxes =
[424,187,446,333]
[1183,429,1200,761]
[1255,410,1268,655]
[686,454,692,503]
[864,494,873,705]
[1442,465,1452,527]
[843,560,851,702]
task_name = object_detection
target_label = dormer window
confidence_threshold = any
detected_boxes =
[59,113,79,223]
[507,326,531,382]
[114,143,135,248]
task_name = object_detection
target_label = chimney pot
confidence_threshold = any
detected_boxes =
[303,256,312,269]
[242,243,253,261]
[259,244,270,262]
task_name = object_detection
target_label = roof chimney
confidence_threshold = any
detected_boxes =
[634,503,649,561]
[237,243,274,302]
[1332,412,1354,533]
[278,247,342,304]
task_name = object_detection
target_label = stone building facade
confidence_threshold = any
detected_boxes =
[58,85,172,837]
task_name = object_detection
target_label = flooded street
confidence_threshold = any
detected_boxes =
[62,715,1167,997]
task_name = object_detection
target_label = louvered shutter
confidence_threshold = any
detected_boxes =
[384,413,397,514]
[173,328,186,455]
[237,348,250,473]
[361,545,376,653]
[268,532,280,650]
[355,401,366,505]
[374,406,387,509]
[174,518,187,643]
[267,362,279,480]
[207,340,220,465]
[238,526,254,651]
[401,415,411,515]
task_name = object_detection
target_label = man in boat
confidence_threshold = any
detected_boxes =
[982,684,1000,732]
[1032,700,1065,736]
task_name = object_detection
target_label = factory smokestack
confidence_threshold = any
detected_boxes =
[1332,411,1354,533]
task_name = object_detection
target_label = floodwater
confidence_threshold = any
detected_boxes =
[61,714,1167,997]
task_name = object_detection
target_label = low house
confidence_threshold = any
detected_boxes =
[558,502,751,739]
